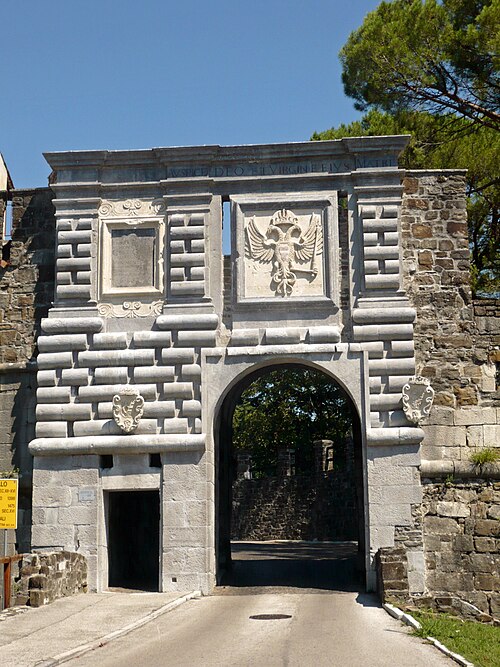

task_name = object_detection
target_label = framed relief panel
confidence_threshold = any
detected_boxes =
[99,217,164,300]
[231,192,339,307]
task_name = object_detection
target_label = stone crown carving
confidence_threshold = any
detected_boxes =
[402,376,434,424]
[112,387,145,434]
[245,208,323,297]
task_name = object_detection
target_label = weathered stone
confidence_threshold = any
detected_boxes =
[452,535,474,553]
[475,520,500,537]
[424,516,461,535]
[436,501,470,518]
[474,573,500,591]
[454,385,478,406]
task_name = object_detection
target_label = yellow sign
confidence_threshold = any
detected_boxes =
[0,479,18,529]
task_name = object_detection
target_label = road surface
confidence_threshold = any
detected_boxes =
[70,542,451,667]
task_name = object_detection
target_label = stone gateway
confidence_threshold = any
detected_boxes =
[16,139,497,609]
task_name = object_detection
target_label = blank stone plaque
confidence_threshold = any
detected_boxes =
[111,228,156,288]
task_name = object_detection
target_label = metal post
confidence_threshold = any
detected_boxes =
[2,530,5,610]
[3,558,10,610]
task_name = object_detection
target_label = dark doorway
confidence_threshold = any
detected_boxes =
[215,363,365,591]
[107,490,160,591]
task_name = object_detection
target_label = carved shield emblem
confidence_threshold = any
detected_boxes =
[112,387,145,434]
[402,376,434,424]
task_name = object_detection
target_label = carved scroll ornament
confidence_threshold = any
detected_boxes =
[112,387,145,434]
[99,198,166,217]
[245,209,323,297]
[402,376,435,424]
[98,301,163,318]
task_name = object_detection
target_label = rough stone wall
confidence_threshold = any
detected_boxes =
[12,550,87,607]
[422,479,500,619]
[401,171,499,461]
[0,188,55,552]
[231,471,358,541]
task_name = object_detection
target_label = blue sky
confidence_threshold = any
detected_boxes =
[2,0,380,188]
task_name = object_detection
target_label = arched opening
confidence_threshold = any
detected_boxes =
[215,362,365,591]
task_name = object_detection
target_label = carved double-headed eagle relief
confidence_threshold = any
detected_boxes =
[245,209,323,297]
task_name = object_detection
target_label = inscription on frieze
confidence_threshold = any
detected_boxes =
[166,156,397,179]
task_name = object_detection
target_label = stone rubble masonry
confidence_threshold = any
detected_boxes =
[420,480,500,619]
[0,188,56,553]
[401,171,499,462]
[12,550,87,607]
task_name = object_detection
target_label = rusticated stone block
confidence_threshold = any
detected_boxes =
[490,593,500,617]
[436,501,469,518]
[475,520,500,537]
[452,535,473,553]
[474,537,497,553]
[29,590,48,607]
[29,574,47,590]
[469,553,497,573]
[474,573,500,591]
[454,385,478,406]
[424,516,461,535]
[429,571,474,592]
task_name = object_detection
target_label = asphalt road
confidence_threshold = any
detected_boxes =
[71,542,452,667]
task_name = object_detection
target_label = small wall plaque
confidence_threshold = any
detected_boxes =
[78,488,95,503]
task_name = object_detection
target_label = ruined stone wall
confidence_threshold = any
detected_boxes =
[401,171,499,462]
[12,550,87,607]
[231,471,358,541]
[0,188,55,552]
[422,479,499,619]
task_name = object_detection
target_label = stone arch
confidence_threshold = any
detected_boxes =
[209,357,367,588]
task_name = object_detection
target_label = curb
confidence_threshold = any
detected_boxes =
[383,603,475,667]
[37,590,202,666]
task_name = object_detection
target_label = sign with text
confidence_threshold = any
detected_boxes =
[0,479,18,529]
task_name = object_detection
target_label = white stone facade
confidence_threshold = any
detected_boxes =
[30,138,426,593]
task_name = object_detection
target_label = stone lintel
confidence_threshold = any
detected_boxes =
[420,460,500,479]
[367,428,424,446]
[29,434,206,456]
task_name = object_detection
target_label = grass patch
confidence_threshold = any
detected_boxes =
[412,610,500,667]
[470,447,500,466]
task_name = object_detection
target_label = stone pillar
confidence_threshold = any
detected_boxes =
[277,449,295,477]
[314,439,334,475]
[236,452,252,479]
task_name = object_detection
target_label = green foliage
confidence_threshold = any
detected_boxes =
[232,368,353,476]
[413,610,500,667]
[470,447,500,465]
[340,0,500,131]
[0,467,19,479]
[312,108,500,295]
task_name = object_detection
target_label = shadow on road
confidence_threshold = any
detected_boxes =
[216,540,364,595]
